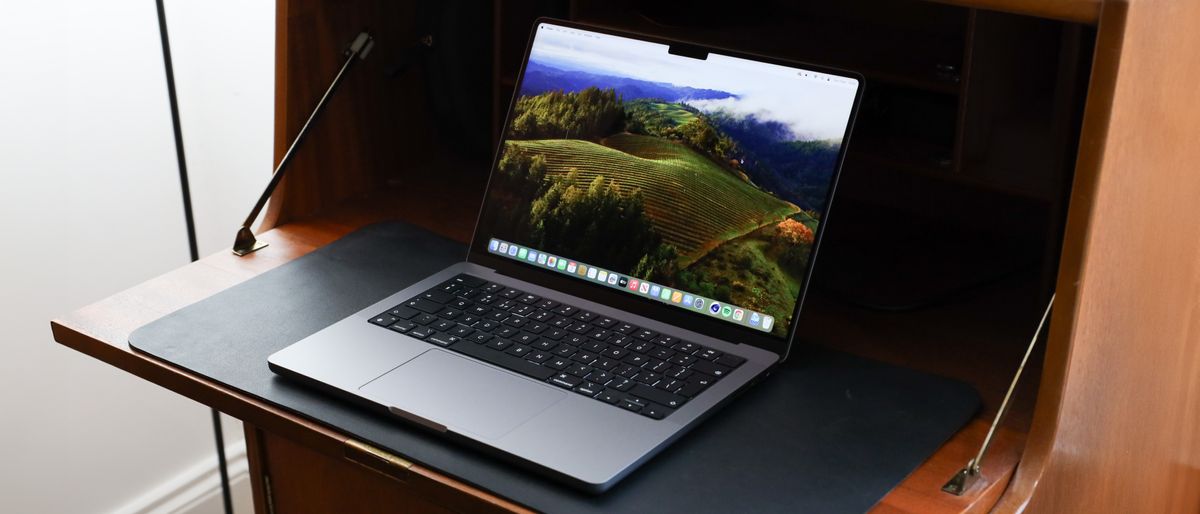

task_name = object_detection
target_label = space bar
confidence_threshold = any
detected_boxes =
[452,342,556,381]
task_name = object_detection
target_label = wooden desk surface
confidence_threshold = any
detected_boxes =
[50,193,1020,513]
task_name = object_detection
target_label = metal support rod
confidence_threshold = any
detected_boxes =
[233,31,374,256]
[943,293,1056,496]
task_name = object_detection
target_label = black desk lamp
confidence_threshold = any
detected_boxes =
[232,31,374,256]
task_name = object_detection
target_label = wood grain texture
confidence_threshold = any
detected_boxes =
[264,0,438,230]
[996,0,1200,512]
[873,421,1025,514]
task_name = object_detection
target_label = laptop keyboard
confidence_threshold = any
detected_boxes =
[367,274,746,420]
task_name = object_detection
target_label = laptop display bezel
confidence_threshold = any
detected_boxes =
[466,18,864,360]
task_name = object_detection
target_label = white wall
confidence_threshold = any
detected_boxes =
[0,1,271,513]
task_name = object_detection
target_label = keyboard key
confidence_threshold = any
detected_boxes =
[587,370,614,384]
[656,379,682,393]
[468,332,493,344]
[602,347,628,359]
[450,299,472,310]
[513,332,539,345]
[668,354,698,367]
[535,299,559,310]
[552,346,576,357]
[647,359,672,374]
[564,363,592,377]
[618,399,642,413]
[413,313,438,325]
[494,326,518,338]
[454,338,555,381]
[581,340,608,353]
[525,322,549,334]
[628,341,654,354]
[696,348,722,361]
[518,293,540,304]
[677,378,712,398]
[468,305,491,316]
[431,319,456,332]
[633,329,657,340]
[370,314,399,327]
[615,365,640,378]
[388,321,415,333]
[634,371,662,386]
[546,357,571,370]
[532,339,558,351]
[426,332,459,347]
[630,383,688,409]
[666,367,693,380]
[610,378,635,392]
[448,325,474,338]
[550,373,582,389]
[421,290,456,304]
[483,283,505,294]
[505,344,532,357]
[571,351,598,365]
[595,391,621,404]
[648,347,675,360]
[652,335,680,346]
[551,305,579,316]
[485,339,512,351]
[387,305,420,320]
[593,317,617,328]
[641,403,672,420]
[407,326,433,339]
[500,288,522,299]
[588,329,613,341]
[593,358,619,371]
[622,354,650,367]
[715,354,746,368]
[526,351,552,364]
[672,342,700,353]
[691,360,732,378]
[573,310,597,322]
[574,381,604,396]
[454,274,487,288]
[503,316,529,328]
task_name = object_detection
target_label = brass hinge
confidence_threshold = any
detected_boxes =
[344,439,414,481]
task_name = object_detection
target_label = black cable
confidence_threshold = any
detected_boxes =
[155,1,234,513]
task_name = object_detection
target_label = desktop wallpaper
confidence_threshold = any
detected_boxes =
[481,25,858,337]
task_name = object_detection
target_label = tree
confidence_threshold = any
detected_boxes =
[528,170,665,272]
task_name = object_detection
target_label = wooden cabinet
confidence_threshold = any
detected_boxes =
[51,0,1200,512]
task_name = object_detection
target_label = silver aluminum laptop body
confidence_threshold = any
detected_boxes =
[269,19,862,493]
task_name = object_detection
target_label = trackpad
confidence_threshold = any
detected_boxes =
[359,349,566,440]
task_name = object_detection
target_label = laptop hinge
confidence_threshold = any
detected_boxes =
[344,438,414,482]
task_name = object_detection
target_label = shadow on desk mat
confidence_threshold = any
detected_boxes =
[129,221,979,514]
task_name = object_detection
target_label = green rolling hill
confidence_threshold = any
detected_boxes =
[507,134,799,264]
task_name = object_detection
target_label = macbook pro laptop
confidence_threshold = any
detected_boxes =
[269,19,862,493]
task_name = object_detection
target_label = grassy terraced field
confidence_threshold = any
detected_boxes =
[507,134,799,263]
[638,101,698,126]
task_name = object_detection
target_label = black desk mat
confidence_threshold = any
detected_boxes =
[130,222,979,513]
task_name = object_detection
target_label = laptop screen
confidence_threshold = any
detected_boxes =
[476,22,860,340]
